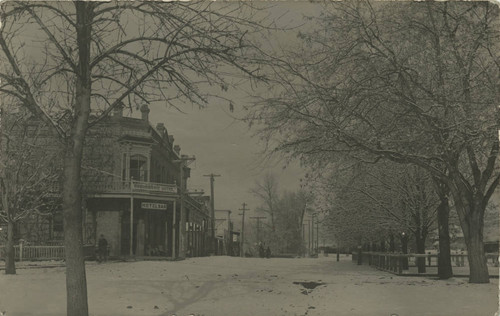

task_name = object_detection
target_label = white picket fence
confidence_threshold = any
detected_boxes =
[1,244,97,261]
[0,245,65,261]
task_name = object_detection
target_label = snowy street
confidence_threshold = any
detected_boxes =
[0,255,498,316]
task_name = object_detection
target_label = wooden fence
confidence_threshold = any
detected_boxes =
[0,244,96,261]
[352,251,499,276]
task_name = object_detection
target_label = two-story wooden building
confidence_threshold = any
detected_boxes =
[7,104,212,259]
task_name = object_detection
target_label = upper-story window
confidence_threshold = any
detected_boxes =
[129,154,148,181]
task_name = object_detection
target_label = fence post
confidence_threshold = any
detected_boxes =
[19,240,24,262]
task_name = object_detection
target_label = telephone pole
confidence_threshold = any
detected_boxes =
[203,173,220,255]
[304,219,311,256]
[316,215,319,254]
[250,216,266,244]
[173,155,195,259]
[239,203,249,258]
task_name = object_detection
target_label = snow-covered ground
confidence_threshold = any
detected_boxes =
[0,255,498,316]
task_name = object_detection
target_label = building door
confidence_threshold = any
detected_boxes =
[145,210,166,256]
[121,212,137,255]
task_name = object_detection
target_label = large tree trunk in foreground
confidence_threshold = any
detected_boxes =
[63,3,93,315]
[437,196,453,279]
[465,225,488,284]
[460,202,489,283]
[63,152,88,316]
[450,174,490,283]
[5,220,16,275]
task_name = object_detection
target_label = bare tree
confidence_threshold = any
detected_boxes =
[251,173,279,232]
[0,108,60,274]
[247,1,499,283]
[0,1,269,314]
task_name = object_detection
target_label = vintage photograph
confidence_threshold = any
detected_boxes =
[0,1,499,315]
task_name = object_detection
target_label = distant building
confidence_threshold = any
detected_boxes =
[215,209,238,255]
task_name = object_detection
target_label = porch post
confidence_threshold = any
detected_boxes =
[172,200,176,258]
[129,180,134,256]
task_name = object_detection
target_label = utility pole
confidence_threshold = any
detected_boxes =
[173,156,195,259]
[250,216,266,244]
[316,215,319,254]
[305,219,311,256]
[310,218,313,255]
[302,224,306,257]
[239,203,249,258]
[203,173,220,255]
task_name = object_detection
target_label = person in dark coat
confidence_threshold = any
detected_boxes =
[266,246,271,259]
[258,243,265,258]
[97,234,108,263]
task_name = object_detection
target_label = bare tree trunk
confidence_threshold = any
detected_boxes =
[389,233,395,252]
[437,196,453,279]
[5,220,16,275]
[63,152,88,316]
[458,199,489,283]
[415,231,426,273]
[400,233,409,270]
[62,3,93,315]
[450,175,490,283]
[465,222,489,284]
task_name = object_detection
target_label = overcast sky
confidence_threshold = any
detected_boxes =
[142,2,324,220]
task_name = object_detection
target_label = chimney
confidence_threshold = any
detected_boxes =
[140,104,150,122]
[156,123,166,137]
[113,103,124,120]
[174,145,181,155]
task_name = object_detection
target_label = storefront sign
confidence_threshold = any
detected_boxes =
[141,202,168,210]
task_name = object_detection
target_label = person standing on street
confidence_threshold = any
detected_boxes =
[266,246,271,259]
[98,234,108,263]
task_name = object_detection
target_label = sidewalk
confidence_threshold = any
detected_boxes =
[0,260,66,270]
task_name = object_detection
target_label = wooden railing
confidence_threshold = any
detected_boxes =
[352,251,499,275]
[49,180,178,195]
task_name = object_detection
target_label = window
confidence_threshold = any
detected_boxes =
[129,154,148,181]
[122,153,126,181]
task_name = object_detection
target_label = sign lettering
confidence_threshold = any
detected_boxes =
[141,202,168,210]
